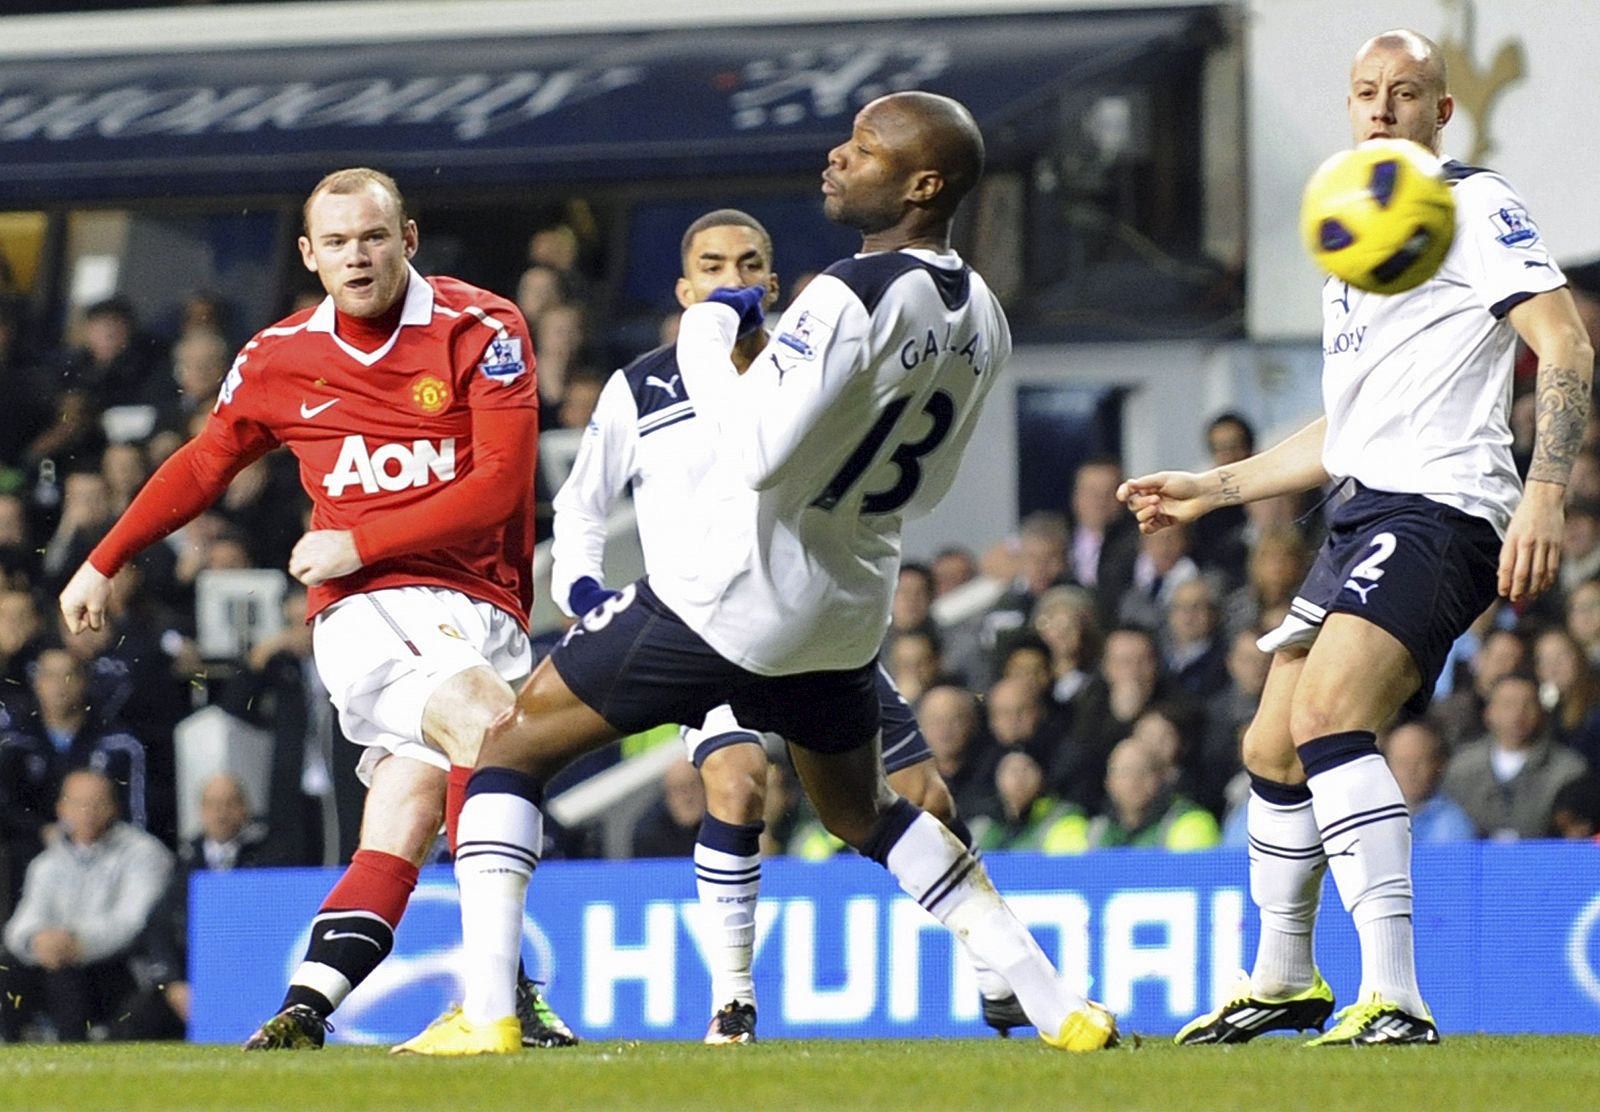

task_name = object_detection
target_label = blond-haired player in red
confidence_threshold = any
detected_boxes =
[58,168,574,1050]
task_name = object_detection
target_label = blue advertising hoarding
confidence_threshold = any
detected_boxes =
[189,843,1600,1044]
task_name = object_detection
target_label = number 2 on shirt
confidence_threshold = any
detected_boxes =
[811,390,956,514]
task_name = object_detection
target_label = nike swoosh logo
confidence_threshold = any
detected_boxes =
[301,398,341,419]
[321,929,382,948]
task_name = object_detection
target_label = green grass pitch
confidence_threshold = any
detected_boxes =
[2,1037,1596,1112]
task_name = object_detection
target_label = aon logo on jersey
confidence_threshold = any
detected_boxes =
[322,435,457,496]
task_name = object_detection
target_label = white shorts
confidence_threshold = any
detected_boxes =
[679,703,764,768]
[312,586,532,785]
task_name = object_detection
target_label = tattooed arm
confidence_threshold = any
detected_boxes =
[1118,417,1330,534]
[1500,288,1598,600]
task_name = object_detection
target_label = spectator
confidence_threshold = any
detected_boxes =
[917,685,994,822]
[1441,675,1588,839]
[100,443,148,517]
[0,493,36,589]
[0,300,50,491]
[0,769,173,1042]
[1159,575,1228,698]
[1565,578,1600,666]
[1190,412,1256,584]
[533,302,587,412]
[983,675,1057,769]
[181,773,279,873]
[61,296,162,409]
[1199,628,1271,810]
[969,751,1084,853]
[931,545,977,598]
[1433,627,1529,750]
[1079,737,1219,851]
[1050,625,1165,811]
[1533,626,1600,769]
[1117,523,1200,631]
[978,512,1072,676]
[1028,585,1107,716]
[997,633,1054,694]
[555,368,607,431]
[1560,501,1600,597]
[0,646,151,896]
[1066,457,1140,626]
[40,470,115,590]
[1129,702,1208,809]
[215,588,334,868]
[0,587,44,707]
[121,773,287,1040]
[886,627,945,705]
[890,562,938,643]
[1551,774,1600,841]
[1382,721,1476,844]
[150,329,231,449]
[630,756,705,859]
[1221,526,1308,641]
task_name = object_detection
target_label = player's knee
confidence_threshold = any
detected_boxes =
[425,670,515,764]
[1240,718,1300,782]
[701,745,768,826]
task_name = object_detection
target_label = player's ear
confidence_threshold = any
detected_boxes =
[674,277,694,310]
[402,220,419,259]
[297,236,317,274]
[907,170,944,206]
[764,272,780,310]
[1436,93,1454,131]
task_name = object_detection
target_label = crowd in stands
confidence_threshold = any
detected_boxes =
[2,236,1599,1042]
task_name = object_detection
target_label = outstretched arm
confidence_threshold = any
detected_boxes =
[63,428,269,632]
[1499,288,1596,601]
[1118,416,1329,533]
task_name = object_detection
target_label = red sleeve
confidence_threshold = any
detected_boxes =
[88,424,271,576]
[350,406,538,566]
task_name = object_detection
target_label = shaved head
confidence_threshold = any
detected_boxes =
[1354,30,1448,98]
[864,91,986,214]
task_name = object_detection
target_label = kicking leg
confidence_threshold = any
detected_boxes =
[888,758,1020,1034]
[244,754,440,1050]
[790,742,1115,1052]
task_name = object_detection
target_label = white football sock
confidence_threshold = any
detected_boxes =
[694,819,762,1011]
[1305,744,1425,1015]
[1246,787,1325,998]
[453,788,542,1026]
[880,808,1086,1034]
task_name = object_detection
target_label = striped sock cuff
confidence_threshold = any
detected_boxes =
[1299,730,1379,779]
[698,814,764,857]
[1249,772,1313,806]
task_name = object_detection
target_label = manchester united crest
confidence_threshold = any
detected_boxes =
[410,374,451,415]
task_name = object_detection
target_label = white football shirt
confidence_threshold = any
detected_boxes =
[660,248,1011,675]
[549,343,748,616]
[1320,160,1567,536]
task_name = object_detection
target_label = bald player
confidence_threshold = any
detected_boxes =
[1123,30,1592,1045]
[398,91,1120,1055]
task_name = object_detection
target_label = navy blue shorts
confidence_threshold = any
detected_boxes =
[876,664,932,774]
[1289,483,1500,712]
[550,579,881,754]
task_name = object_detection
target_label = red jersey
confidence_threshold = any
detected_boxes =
[91,269,539,624]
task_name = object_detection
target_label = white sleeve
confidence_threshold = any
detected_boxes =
[1451,173,1566,317]
[675,275,869,491]
[549,371,638,617]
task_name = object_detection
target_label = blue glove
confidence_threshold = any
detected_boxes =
[706,285,767,337]
[568,576,619,617]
